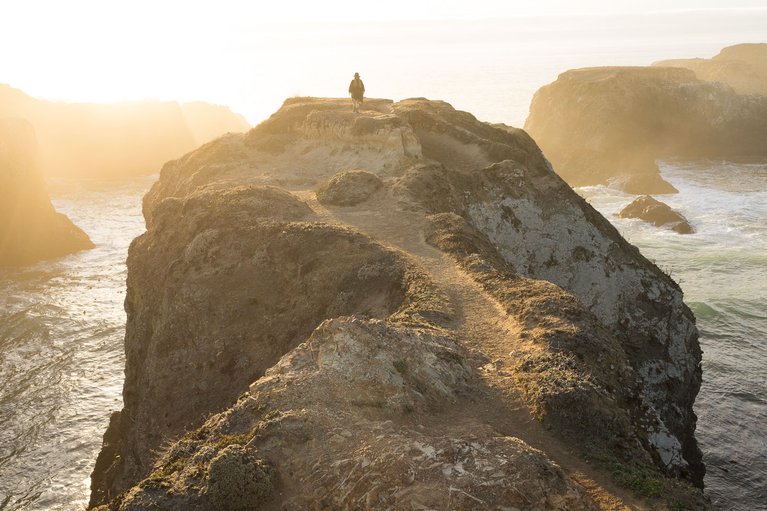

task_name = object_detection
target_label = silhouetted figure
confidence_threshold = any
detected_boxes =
[349,73,365,113]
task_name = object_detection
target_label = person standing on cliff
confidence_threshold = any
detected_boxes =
[349,72,365,113]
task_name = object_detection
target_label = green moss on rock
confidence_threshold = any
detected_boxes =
[206,445,273,511]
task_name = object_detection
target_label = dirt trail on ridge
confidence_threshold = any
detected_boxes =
[295,190,646,511]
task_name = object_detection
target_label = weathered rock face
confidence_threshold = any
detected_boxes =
[0,83,250,177]
[619,195,694,234]
[91,97,709,510]
[393,100,702,481]
[90,184,449,504]
[654,43,767,95]
[0,118,93,265]
[525,66,767,194]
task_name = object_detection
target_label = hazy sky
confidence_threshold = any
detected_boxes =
[1,1,766,123]
[3,1,766,23]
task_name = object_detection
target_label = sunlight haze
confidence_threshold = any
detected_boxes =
[2,0,766,124]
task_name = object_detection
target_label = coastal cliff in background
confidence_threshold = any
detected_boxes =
[0,84,250,177]
[0,118,93,265]
[91,98,708,510]
[525,66,767,194]
[654,43,767,95]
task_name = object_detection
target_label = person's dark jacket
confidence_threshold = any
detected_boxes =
[349,78,365,100]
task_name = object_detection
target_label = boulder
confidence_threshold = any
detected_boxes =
[0,118,93,265]
[525,66,767,194]
[619,195,695,234]
[316,169,383,206]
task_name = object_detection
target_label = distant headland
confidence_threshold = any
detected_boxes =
[0,84,250,178]
[525,44,767,195]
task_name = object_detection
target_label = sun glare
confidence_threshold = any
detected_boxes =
[1,0,766,120]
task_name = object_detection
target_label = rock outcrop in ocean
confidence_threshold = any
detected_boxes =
[525,66,767,194]
[619,196,694,234]
[654,43,767,96]
[90,98,709,510]
[0,83,250,178]
[0,118,93,265]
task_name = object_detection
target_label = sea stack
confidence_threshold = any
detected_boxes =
[0,118,93,266]
[90,98,709,510]
[525,66,767,194]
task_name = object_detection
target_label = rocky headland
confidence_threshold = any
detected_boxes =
[525,65,767,194]
[90,98,709,510]
[0,118,93,265]
[0,84,250,178]
[654,43,767,96]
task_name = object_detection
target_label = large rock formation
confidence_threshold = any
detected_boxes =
[525,66,767,194]
[90,98,709,510]
[654,43,767,95]
[0,118,93,265]
[0,84,250,177]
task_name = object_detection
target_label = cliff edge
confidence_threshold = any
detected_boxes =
[90,98,708,510]
[0,118,93,265]
[525,65,767,194]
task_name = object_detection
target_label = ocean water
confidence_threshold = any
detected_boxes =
[579,161,767,510]
[0,177,152,510]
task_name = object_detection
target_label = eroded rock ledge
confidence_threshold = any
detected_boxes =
[91,98,709,510]
[0,118,93,265]
[525,65,767,194]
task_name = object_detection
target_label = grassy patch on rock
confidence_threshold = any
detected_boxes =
[588,448,709,510]
[206,444,274,511]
